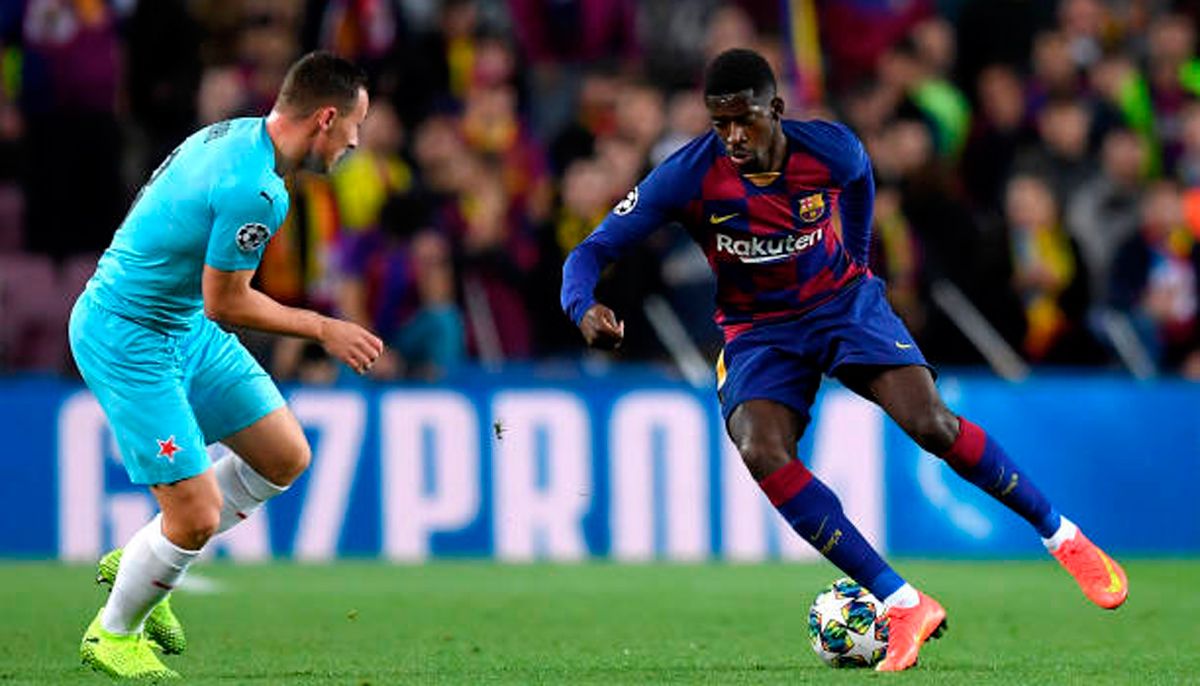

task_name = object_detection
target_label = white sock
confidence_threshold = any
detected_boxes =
[883,583,920,610]
[101,515,199,635]
[213,454,288,534]
[1042,516,1079,552]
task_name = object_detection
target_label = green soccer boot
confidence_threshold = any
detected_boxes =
[97,549,188,654]
[80,609,180,680]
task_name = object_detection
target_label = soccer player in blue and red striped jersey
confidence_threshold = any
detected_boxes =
[561,49,1128,672]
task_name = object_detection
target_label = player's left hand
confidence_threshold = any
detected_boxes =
[579,303,625,350]
[319,318,384,374]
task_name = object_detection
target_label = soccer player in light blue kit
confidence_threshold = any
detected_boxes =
[69,52,382,679]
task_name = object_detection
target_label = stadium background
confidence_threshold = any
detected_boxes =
[0,0,1199,561]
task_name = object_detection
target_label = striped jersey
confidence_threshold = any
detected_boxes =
[561,120,874,341]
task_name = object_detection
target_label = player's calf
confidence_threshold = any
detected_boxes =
[97,548,189,655]
[213,453,291,534]
[938,417,1062,538]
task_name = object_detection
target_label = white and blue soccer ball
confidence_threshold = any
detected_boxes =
[807,577,889,668]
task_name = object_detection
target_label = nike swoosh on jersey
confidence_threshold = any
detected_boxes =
[710,212,738,224]
[259,190,274,205]
[895,341,914,349]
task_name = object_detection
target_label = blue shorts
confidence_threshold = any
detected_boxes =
[68,291,285,485]
[716,276,932,423]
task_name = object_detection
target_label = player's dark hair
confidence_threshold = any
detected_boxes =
[704,49,776,100]
[276,51,368,116]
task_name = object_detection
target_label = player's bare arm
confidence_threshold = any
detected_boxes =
[579,303,625,350]
[202,265,382,373]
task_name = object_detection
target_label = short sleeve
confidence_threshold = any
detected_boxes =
[205,177,285,272]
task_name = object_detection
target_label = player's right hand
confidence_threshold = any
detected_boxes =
[579,304,625,350]
[319,318,384,374]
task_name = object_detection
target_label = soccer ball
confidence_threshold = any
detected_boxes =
[807,577,889,668]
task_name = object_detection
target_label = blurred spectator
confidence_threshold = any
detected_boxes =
[1087,53,1153,168]
[507,0,640,138]
[1067,128,1146,305]
[962,64,1037,209]
[197,66,255,124]
[612,80,665,163]
[873,118,975,288]
[1026,32,1086,117]
[1145,14,1199,175]
[549,69,619,173]
[336,194,464,381]
[316,0,400,68]
[840,80,896,146]
[650,89,709,165]
[443,157,538,359]
[1015,98,1095,203]
[877,27,971,159]
[703,4,756,66]
[594,135,646,200]
[1002,175,1093,363]
[819,0,934,95]
[1177,102,1200,187]
[257,172,340,313]
[460,83,551,222]
[394,230,465,379]
[911,15,956,79]
[330,101,413,232]
[413,113,471,195]
[1110,181,1200,372]
[366,0,473,129]
[871,185,927,341]
[18,0,124,260]
[1057,0,1107,71]
[553,158,611,261]
[638,0,720,92]
[423,0,482,101]
[7,0,1200,378]
[507,0,639,68]
[525,159,590,355]
[237,8,300,114]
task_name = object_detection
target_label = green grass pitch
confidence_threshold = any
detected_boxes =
[0,560,1196,684]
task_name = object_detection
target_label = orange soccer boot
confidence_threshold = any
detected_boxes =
[875,591,948,672]
[1051,528,1129,609]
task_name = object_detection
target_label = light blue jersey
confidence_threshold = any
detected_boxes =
[87,117,289,331]
[70,117,289,485]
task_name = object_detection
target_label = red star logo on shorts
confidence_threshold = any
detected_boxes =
[156,436,182,462]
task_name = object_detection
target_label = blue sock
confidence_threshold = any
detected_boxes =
[760,460,905,600]
[941,417,1061,538]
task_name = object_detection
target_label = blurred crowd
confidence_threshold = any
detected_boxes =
[4,0,1200,381]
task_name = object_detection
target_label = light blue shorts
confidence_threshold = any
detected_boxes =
[68,291,285,485]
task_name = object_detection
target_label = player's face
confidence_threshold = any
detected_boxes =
[312,88,369,172]
[706,90,783,173]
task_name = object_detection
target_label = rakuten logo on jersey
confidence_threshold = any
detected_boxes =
[715,229,823,264]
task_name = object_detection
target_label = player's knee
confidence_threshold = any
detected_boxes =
[736,437,792,481]
[288,441,312,480]
[269,439,311,486]
[192,509,221,545]
[168,504,222,550]
[908,406,959,455]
